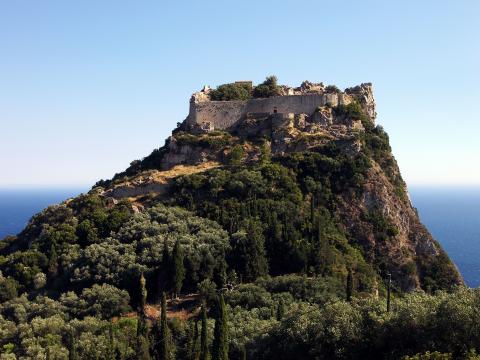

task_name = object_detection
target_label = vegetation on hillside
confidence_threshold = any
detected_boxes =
[0,95,465,359]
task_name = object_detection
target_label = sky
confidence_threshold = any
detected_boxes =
[0,0,479,187]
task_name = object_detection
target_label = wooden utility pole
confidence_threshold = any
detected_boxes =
[387,272,392,313]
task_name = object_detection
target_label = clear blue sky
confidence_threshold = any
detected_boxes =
[1,0,478,187]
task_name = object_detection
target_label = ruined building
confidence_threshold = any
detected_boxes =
[185,81,377,133]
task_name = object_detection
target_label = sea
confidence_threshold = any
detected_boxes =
[0,187,479,287]
[0,187,87,239]
[409,186,480,288]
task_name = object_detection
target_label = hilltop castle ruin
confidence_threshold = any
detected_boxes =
[185,81,376,133]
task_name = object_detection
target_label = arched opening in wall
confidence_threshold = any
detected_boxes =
[273,107,277,114]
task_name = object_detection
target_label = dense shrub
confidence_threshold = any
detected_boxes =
[253,76,281,98]
[254,288,480,360]
[325,84,341,93]
[78,284,131,319]
[0,271,18,302]
[333,101,373,130]
[210,82,252,101]
[174,131,234,150]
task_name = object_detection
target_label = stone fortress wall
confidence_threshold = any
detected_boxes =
[185,82,376,131]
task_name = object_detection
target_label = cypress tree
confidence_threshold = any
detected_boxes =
[314,216,328,276]
[107,322,115,360]
[136,318,151,360]
[213,250,227,289]
[186,321,197,360]
[157,292,170,360]
[310,193,315,224]
[212,295,228,360]
[346,267,353,302]
[162,239,171,295]
[139,273,147,311]
[387,272,392,313]
[244,221,268,281]
[115,348,122,360]
[200,303,210,360]
[172,240,185,299]
[136,273,151,360]
[240,345,246,360]
[185,320,201,360]
[194,320,201,360]
[276,299,285,321]
[48,243,58,279]
[67,330,77,360]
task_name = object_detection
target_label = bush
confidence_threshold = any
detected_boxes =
[210,83,252,101]
[325,85,341,93]
[174,131,233,150]
[79,284,131,319]
[253,76,281,98]
[225,284,273,309]
[333,101,373,130]
[228,145,245,166]
[0,272,18,302]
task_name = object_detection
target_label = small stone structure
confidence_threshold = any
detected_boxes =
[185,81,376,132]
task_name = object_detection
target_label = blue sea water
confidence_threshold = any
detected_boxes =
[409,187,480,288]
[0,188,87,239]
[0,187,479,287]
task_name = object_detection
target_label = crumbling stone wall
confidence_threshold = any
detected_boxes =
[185,83,375,131]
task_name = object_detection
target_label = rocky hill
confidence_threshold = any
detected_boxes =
[0,77,464,359]
[95,78,461,292]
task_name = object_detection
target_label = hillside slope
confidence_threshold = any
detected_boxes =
[0,79,463,359]
[93,81,461,292]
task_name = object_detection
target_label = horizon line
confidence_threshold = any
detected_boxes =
[1,183,480,190]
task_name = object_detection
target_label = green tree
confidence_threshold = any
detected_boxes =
[193,320,201,360]
[346,268,353,302]
[67,330,77,360]
[0,274,18,302]
[186,320,200,360]
[276,299,285,321]
[139,273,147,311]
[79,284,131,319]
[200,303,210,360]
[253,75,280,98]
[136,323,151,360]
[47,243,58,279]
[231,221,268,281]
[107,323,115,360]
[157,292,171,360]
[115,347,123,360]
[136,273,151,360]
[172,240,185,298]
[259,140,271,166]
[228,145,244,167]
[209,83,252,101]
[240,345,247,360]
[314,215,329,276]
[162,239,171,295]
[387,272,392,313]
[212,295,228,360]
[76,219,99,246]
[213,251,227,289]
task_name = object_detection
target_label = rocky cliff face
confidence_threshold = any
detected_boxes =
[97,82,461,291]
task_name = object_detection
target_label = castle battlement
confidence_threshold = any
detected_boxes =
[185,81,376,132]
